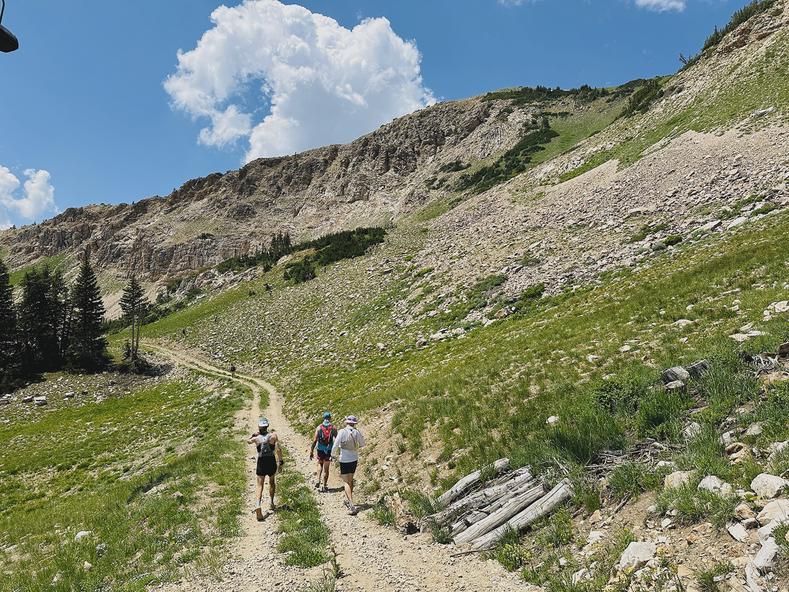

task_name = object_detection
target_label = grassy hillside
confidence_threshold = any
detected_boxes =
[561,27,789,182]
[0,377,250,591]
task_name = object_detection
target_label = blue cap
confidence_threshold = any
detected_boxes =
[323,411,331,420]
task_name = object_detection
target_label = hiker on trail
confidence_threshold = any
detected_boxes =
[230,363,236,377]
[332,415,365,515]
[309,411,337,492]
[248,417,284,513]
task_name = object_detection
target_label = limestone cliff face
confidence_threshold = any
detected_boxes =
[0,96,529,279]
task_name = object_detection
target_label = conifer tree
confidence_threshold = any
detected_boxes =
[67,249,108,370]
[120,274,147,360]
[0,259,18,389]
[18,267,61,372]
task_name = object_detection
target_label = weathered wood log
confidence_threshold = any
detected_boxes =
[430,468,533,526]
[437,458,510,508]
[453,484,545,545]
[450,479,537,537]
[469,479,574,550]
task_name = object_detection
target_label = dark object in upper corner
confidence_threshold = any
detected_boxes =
[1,1,20,53]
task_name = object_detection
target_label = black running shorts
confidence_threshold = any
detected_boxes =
[257,455,277,477]
[339,460,358,475]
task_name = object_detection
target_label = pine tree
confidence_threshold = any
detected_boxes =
[120,274,147,360]
[18,267,60,372]
[0,259,18,389]
[67,250,108,371]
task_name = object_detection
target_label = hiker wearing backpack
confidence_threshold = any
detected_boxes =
[309,411,337,492]
[247,417,284,515]
[331,415,365,515]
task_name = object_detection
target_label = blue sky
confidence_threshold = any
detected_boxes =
[0,0,753,228]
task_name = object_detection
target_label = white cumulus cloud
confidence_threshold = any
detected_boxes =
[165,0,435,162]
[0,166,58,228]
[635,0,686,12]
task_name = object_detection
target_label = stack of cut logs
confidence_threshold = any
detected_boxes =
[423,458,574,550]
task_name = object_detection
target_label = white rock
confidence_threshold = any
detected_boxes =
[618,541,656,570]
[662,366,690,383]
[745,423,763,437]
[752,538,779,573]
[726,522,748,543]
[75,530,91,542]
[726,216,748,230]
[750,474,788,499]
[546,416,560,426]
[757,499,789,525]
[586,530,605,545]
[769,300,789,314]
[664,471,694,490]
[698,220,721,233]
[683,422,702,440]
[698,475,733,497]
[572,568,590,585]
[665,380,685,391]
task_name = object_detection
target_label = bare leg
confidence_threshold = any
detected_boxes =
[341,472,355,507]
[269,475,276,508]
[321,460,330,487]
[255,475,264,505]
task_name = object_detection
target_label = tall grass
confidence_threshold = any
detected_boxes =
[0,379,248,591]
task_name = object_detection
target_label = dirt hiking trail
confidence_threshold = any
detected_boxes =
[146,342,531,592]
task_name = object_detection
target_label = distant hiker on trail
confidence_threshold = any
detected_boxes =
[332,415,365,515]
[248,417,284,518]
[309,411,337,492]
[230,363,236,377]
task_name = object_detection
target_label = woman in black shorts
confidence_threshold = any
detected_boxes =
[248,417,283,514]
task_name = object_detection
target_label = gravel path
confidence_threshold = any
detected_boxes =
[147,342,533,592]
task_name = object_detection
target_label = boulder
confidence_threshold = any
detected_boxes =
[698,475,733,497]
[686,360,711,378]
[33,396,47,406]
[757,499,789,525]
[618,541,656,570]
[750,474,788,499]
[778,342,789,358]
[662,366,690,384]
[665,471,694,490]
[665,380,685,391]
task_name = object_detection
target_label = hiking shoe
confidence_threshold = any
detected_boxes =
[348,504,358,516]
[269,500,276,511]
[314,481,321,489]
[321,484,329,493]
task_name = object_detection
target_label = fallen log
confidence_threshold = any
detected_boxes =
[453,484,545,545]
[430,467,533,526]
[450,479,539,537]
[469,478,574,550]
[437,458,510,508]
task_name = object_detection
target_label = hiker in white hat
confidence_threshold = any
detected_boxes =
[247,417,283,519]
[331,415,365,515]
